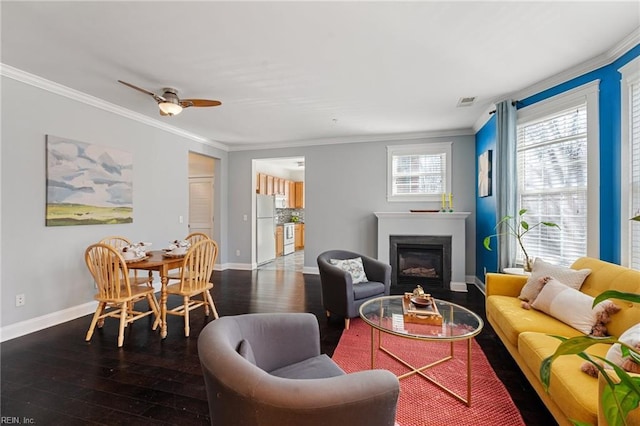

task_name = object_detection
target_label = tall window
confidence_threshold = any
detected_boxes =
[387,143,451,202]
[621,58,640,269]
[516,83,599,267]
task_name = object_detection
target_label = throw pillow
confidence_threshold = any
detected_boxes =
[329,257,369,284]
[518,258,591,302]
[531,277,619,335]
[606,322,640,371]
[582,322,640,377]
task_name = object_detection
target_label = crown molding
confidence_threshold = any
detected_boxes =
[228,127,475,152]
[0,63,230,152]
[503,28,640,109]
[471,29,639,134]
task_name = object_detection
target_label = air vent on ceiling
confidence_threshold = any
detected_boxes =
[457,97,476,107]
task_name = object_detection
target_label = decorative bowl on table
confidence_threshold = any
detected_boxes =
[410,296,433,308]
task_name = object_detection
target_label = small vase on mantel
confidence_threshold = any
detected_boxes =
[523,256,534,272]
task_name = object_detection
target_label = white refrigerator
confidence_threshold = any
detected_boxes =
[256,194,276,265]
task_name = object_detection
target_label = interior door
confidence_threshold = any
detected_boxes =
[189,177,214,237]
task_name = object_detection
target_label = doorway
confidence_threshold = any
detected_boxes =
[253,157,305,272]
[188,152,215,238]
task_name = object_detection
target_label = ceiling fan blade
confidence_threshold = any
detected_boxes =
[118,80,165,102]
[180,99,222,108]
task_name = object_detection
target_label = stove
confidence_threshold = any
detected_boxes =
[283,222,295,255]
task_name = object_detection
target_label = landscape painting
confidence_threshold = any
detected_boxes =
[46,135,133,226]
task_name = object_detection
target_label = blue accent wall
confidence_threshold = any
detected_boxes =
[475,115,497,278]
[475,44,640,276]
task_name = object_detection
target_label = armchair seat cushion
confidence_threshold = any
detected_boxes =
[269,354,345,379]
[353,281,386,300]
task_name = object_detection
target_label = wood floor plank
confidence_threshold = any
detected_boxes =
[1,269,554,425]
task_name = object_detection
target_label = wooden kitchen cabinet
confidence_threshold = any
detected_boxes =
[294,182,304,208]
[284,180,291,204]
[275,225,284,256]
[294,223,304,250]
[257,173,267,194]
[267,175,274,195]
[287,181,296,208]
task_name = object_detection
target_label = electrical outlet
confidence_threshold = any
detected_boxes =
[236,249,241,256]
[15,293,25,307]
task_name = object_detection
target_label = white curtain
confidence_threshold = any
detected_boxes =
[495,100,517,271]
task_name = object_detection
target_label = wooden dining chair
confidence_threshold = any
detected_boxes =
[166,239,219,337]
[85,243,160,347]
[99,236,153,287]
[166,232,211,281]
[185,232,210,244]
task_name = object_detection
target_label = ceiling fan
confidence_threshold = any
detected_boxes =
[118,80,221,116]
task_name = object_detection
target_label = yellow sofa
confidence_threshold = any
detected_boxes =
[486,257,640,426]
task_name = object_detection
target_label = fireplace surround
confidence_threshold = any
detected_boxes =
[375,211,470,292]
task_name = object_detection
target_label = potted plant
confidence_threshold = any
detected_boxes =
[540,290,640,426]
[483,208,560,271]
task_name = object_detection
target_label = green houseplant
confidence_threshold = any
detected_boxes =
[483,208,560,271]
[540,291,640,426]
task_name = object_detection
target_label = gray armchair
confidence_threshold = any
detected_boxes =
[198,313,399,426]
[317,250,392,329]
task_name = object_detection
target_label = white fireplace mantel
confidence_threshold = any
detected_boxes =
[375,211,471,292]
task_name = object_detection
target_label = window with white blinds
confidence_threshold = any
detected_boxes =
[628,77,640,269]
[387,143,451,201]
[517,105,588,266]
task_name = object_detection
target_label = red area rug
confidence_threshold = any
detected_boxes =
[332,319,525,426]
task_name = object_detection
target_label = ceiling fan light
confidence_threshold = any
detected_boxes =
[158,102,183,116]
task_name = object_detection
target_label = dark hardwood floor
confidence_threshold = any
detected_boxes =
[1,269,556,425]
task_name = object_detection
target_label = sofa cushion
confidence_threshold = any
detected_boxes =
[518,332,610,425]
[519,258,591,302]
[531,278,619,335]
[486,295,583,348]
[269,354,345,379]
[330,257,369,284]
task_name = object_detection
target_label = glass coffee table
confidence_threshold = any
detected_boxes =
[359,295,484,406]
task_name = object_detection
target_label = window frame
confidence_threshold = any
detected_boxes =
[620,57,640,269]
[516,81,600,264]
[386,142,452,202]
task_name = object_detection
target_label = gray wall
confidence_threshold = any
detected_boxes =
[1,77,228,328]
[227,135,477,273]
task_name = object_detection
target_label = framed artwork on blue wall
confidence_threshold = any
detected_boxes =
[478,150,492,198]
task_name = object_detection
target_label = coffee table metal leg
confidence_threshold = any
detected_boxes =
[467,338,472,406]
[370,326,375,368]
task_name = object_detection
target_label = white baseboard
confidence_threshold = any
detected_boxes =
[303,266,319,274]
[0,301,97,343]
[219,262,253,270]
[450,281,468,292]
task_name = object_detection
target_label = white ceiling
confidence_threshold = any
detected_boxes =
[2,1,639,150]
